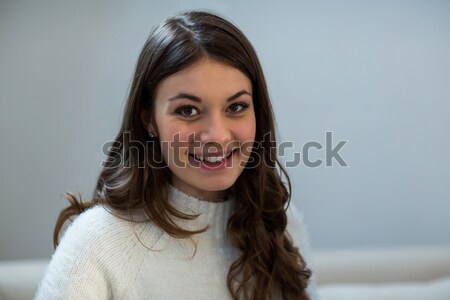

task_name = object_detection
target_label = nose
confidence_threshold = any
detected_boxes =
[199,113,232,146]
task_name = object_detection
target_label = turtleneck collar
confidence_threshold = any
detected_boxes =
[168,185,235,240]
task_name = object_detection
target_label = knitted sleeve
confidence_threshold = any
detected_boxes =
[34,206,112,300]
[286,203,318,300]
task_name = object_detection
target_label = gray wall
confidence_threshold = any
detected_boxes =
[1,0,449,260]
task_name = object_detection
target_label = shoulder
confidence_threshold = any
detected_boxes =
[57,205,164,257]
[286,203,310,249]
[67,204,123,230]
[59,205,130,249]
[286,203,319,300]
[36,206,159,299]
[286,203,314,268]
[53,205,157,265]
[35,206,124,299]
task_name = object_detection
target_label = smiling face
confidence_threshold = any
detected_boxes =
[143,58,256,201]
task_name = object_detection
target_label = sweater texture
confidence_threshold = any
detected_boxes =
[35,186,317,299]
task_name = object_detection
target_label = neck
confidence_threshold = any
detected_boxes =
[170,179,229,202]
[168,185,235,240]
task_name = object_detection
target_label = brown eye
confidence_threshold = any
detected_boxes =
[176,106,200,118]
[227,102,248,113]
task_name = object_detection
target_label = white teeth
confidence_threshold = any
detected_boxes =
[193,152,231,163]
[205,156,224,163]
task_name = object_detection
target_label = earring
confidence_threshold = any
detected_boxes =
[149,132,156,138]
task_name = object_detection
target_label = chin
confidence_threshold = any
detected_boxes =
[201,181,234,193]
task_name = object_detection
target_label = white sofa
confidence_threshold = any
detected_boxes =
[312,246,450,300]
[1,245,449,300]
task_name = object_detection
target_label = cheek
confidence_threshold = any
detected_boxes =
[158,124,195,163]
[238,115,257,142]
[236,117,257,158]
[158,120,194,141]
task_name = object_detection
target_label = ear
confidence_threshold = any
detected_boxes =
[140,109,156,134]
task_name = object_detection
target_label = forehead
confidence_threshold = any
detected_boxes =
[155,58,252,100]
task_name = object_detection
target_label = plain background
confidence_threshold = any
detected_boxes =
[1,0,449,260]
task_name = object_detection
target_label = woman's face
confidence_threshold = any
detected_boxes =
[147,58,256,200]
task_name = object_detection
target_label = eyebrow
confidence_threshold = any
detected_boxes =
[167,89,252,103]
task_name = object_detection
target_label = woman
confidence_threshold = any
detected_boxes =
[36,10,315,300]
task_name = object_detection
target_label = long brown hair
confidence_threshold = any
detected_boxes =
[54,10,311,300]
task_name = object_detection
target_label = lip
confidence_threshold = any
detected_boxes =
[188,149,237,170]
[190,152,227,158]
[189,147,238,158]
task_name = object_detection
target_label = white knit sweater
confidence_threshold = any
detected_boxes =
[35,186,317,300]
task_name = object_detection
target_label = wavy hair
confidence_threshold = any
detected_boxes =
[54,10,311,300]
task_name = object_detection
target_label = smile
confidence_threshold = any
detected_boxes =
[190,151,234,163]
